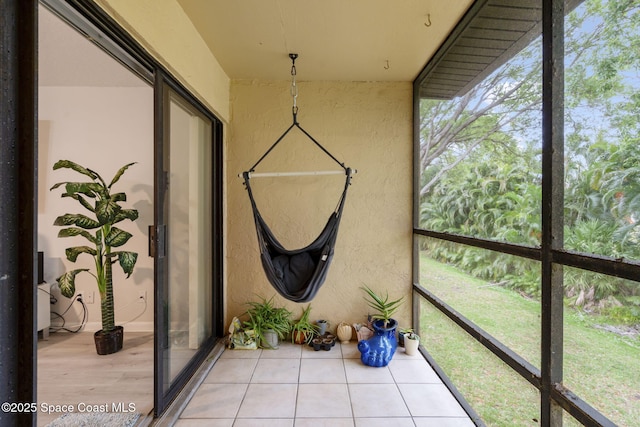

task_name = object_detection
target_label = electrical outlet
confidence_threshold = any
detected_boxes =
[85,291,95,304]
[138,290,146,303]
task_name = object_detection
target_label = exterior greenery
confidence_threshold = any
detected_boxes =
[418,0,640,322]
[51,160,139,333]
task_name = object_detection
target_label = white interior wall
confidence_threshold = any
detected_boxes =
[38,86,154,332]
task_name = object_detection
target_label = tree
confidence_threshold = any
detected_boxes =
[419,0,640,308]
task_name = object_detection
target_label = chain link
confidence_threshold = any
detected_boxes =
[290,61,298,114]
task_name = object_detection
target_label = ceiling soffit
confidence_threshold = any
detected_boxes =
[418,0,583,100]
[176,0,473,82]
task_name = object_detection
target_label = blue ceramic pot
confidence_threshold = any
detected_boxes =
[357,318,398,367]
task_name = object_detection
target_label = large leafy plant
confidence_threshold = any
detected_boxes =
[242,296,292,348]
[51,160,139,333]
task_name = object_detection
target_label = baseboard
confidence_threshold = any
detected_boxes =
[82,321,154,332]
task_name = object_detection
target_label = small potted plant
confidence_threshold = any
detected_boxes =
[357,285,404,367]
[51,160,139,355]
[316,319,329,336]
[361,285,404,328]
[242,296,292,349]
[398,327,414,348]
[291,304,319,345]
[404,331,420,356]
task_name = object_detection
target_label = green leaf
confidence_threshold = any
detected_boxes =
[57,227,98,244]
[113,251,138,277]
[65,246,97,262]
[53,214,100,229]
[95,199,121,224]
[64,182,104,198]
[110,192,127,203]
[53,160,99,181]
[109,162,136,189]
[113,209,139,224]
[361,285,404,323]
[56,269,89,298]
[105,227,133,247]
[61,192,95,212]
[50,182,66,191]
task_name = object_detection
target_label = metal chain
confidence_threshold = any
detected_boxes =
[290,54,298,117]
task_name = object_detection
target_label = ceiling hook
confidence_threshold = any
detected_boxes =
[424,13,432,27]
[384,60,390,70]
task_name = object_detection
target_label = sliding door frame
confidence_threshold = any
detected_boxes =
[36,0,224,417]
[0,1,38,425]
[153,70,224,415]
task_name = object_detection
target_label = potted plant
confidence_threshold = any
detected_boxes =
[316,319,329,336]
[404,331,420,356]
[357,285,404,367]
[51,160,139,355]
[398,327,414,348]
[242,296,292,349]
[291,304,319,345]
[361,285,404,328]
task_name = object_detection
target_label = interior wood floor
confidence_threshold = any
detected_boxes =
[37,330,154,426]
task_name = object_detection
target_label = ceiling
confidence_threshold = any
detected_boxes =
[39,1,474,86]
[176,0,473,82]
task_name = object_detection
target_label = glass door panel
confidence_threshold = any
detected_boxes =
[160,89,213,393]
[167,93,213,383]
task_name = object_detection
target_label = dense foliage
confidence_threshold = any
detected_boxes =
[419,0,640,322]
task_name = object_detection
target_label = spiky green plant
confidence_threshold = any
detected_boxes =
[242,296,292,349]
[291,304,320,344]
[361,285,404,327]
[51,160,139,333]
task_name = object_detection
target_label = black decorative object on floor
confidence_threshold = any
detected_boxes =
[241,54,354,302]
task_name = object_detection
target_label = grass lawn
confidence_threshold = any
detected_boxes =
[419,255,640,427]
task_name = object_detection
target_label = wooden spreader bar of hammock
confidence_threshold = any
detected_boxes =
[245,170,350,178]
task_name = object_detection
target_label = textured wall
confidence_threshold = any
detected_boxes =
[227,80,413,331]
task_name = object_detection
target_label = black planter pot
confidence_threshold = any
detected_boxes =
[94,325,124,355]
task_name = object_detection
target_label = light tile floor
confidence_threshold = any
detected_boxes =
[174,340,474,426]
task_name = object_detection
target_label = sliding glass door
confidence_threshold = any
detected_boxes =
[166,91,213,382]
[154,77,222,414]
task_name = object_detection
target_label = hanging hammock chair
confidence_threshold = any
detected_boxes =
[241,54,354,303]
[242,168,352,302]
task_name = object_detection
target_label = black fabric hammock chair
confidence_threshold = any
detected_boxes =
[242,168,352,302]
[241,53,354,302]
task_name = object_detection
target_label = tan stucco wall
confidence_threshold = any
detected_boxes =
[227,80,413,331]
[95,0,230,122]
[89,0,413,333]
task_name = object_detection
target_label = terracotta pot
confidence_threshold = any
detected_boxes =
[293,330,309,345]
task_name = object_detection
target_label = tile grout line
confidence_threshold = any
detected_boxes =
[232,349,262,422]
[293,345,303,421]
[343,344,358,426]
[390,358,419,427]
